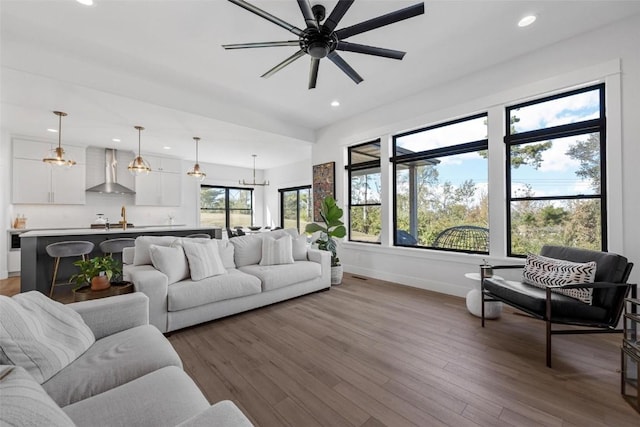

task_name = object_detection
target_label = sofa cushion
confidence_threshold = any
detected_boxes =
[133,236,178,265]
[218,239,236,269]
[42,324,182,407]
[523,253,596,304]
[182,239,227,280]
[0,365,75,427]
[63,366,210,427]
[150,244,190,285]
[260,234,294,266]
[168,269,262,312]
[484,278,608,323]
[239,261,321,291]
[230,234,263,267]
[0,291,95,384]
[292,234,308,261]
[177,400,255,427]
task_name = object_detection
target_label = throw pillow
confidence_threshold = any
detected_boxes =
[217,240,236,269]
[229,234,263,267]
[133,236,178,265]
[260,235,295,266]
[0,365,75,427]
[522,253,597,304]
[292,234,307,261]
[0,291,95,383]
[149,244,190,285]
[182,239,226,281]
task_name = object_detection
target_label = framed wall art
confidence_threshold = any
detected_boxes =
[312,161,335,222]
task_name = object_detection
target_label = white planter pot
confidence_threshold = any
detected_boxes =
[331,265,343,285]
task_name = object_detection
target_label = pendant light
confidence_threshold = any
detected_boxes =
[239,154,269,186]
[128,125,151,175]
[187,136,207,181]
[43,111,76,167]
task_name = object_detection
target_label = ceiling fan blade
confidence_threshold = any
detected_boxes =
[223,41,300,49]
[334,2,424,40]
[323,0,355,33]
[309,58,320,89]
[327,51,363,84]
[261,50,306,78]
[336,41,405,60]
[227,0,304,36]
[297,0,318,29]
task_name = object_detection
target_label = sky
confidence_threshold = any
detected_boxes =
[393,87,601,200]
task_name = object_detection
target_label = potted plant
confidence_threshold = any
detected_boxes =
[305,196,346,285]
[69,256,122,291]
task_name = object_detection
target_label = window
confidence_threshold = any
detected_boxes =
[279,185,311,234]
[347,140,381,243]
[392,114,489,253]
[200,186,253,229]
[506,83,606,256]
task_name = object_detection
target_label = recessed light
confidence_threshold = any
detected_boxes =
[47,128,58,133]
[330,100,340,107]
[76,0,94,6]
[112,138,121,142]
[518,15,536,27]
[163,146,171,150]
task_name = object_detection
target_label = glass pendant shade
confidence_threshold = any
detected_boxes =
[43,111,76,167]
[128,125,151,175]
[187,137,207,181]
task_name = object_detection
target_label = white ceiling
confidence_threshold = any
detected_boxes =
[2,0,640,169]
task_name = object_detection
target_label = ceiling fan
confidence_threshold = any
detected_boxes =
[222,0,425,89]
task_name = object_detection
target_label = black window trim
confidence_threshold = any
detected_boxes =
[347,139,382,244]
[504,82,607,257]
[391,112,489,252]
[200,185,254,229]
[278,185,311,232]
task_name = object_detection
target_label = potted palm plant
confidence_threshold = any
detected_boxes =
[305,196,346,285]
[69,256,122,291]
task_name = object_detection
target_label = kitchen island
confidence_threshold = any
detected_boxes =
[20,226,222,294]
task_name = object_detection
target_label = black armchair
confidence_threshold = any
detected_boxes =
[481,245,635,367]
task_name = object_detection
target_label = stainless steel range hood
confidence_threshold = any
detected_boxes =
[86,148,136,194]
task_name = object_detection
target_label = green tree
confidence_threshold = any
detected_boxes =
[565,133,601,192]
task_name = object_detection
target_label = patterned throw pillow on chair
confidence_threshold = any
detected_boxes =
[522,253,597,304]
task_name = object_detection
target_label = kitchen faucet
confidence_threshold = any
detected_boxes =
[119,205,127,230]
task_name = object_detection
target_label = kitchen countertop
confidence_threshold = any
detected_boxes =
[19,225,212,238]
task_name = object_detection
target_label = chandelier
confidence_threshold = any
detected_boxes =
[42,111,76,167]
[239,154,269,186]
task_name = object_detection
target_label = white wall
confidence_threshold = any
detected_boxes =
[263,159,312,228]
[314,14,640,296]
[0,129,11,278]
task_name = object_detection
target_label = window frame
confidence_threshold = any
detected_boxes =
[200,185,253,229]
[347,139,382,244]
[279,185,311,233]
[504,83,607,257]
[391,112,489,253]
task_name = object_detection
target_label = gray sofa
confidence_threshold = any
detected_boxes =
[0,292,253,427]
[123,229,331,333]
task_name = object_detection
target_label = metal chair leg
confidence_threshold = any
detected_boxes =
[49,257,61,298]
[546,287,552,368]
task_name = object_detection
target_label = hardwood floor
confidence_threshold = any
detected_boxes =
[2,274,637,425]
[167,274,639,427]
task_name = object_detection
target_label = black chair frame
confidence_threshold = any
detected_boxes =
[481,259,635,368]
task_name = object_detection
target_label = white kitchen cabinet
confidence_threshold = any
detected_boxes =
[134,155,182,206]
[12,139,86,205]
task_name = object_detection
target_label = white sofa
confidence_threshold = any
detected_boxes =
[0,292,253,427]
[123,229,331,333]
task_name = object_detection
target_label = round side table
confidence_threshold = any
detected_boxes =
[464,272,503,319]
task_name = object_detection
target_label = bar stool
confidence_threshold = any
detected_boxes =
[186,233,211,239]
[99,238,136,256]
[45,241,94,298]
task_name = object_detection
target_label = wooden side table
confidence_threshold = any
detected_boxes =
[73,282,134,302]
